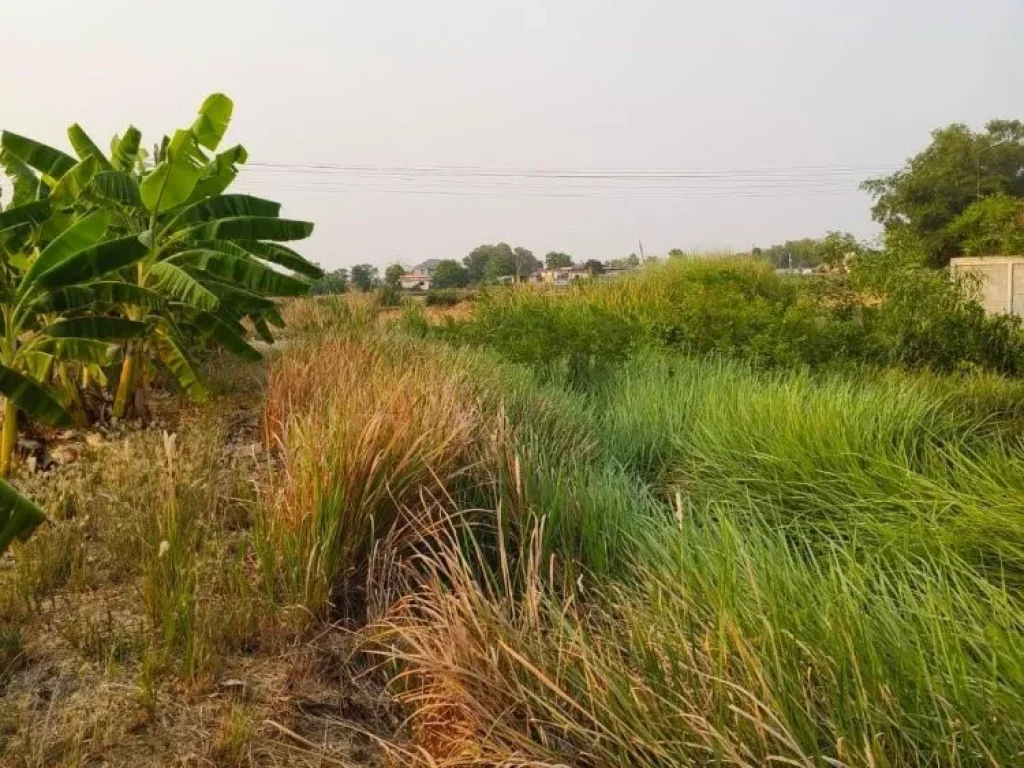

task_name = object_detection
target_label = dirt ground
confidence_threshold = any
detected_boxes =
[0,353,402,767]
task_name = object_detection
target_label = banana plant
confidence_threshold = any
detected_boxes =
[0,197,152,475]
[0,480,45,558]
[2,94,322,419]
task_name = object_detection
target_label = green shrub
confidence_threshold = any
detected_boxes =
[374,283,405,308]
[424,288,462,307]
[444,256,1024,380]
[850,247,1024,373]
[446,289,638,388]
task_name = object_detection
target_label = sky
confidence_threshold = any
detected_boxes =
[2,0,1023,271]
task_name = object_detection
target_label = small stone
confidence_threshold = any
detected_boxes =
[84,432,105,449]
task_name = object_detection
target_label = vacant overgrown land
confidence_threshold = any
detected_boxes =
[3,258,1024,766]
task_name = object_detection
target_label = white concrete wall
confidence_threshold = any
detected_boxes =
[950,257,1024,317]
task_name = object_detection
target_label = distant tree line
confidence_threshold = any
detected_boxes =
[309,243,648,294]
[311,119,1024,296]
[754,231,864,270]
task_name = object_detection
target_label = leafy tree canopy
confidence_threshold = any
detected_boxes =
[311,267,349,295]
[464,242,539,282]
[384,263,406,287]
[431,259,470,289]
[545,251,574,269]
[351,263,378,292]
[947,194,1024,257]
[757,232,864,269]
[607,253,640,269]
[862,120,1024,266]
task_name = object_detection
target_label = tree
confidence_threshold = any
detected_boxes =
[513,247,540,278]
[947,194,1024,257]
[584,259,605,275]
[311,268,348,295]
[818,231,864,268]
[464,243,513,282]
[431,259,469,289]
[384,263,406,288]
[607,253,640,269]
[463,243,538,282]
[862,120,1024,266]
[760,238,823,269]
[545,251,573,269]
[351,263,378,292]
[756,233,862,270]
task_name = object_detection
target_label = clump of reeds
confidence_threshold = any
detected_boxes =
[260,335,482,617]
[368,510,1024,767]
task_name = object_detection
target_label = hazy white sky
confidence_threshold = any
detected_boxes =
[3,0,1022,270]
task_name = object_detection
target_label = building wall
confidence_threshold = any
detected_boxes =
[950,256,1024,317]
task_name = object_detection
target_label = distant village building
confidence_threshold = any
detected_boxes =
[949,256,1024,317]
[411,259,442,278]
[531,267,591,285]
[397,260,444,290]
[399,273,432,290]
[525,264,638,285]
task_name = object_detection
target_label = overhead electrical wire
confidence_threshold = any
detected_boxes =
[235,160,893,200]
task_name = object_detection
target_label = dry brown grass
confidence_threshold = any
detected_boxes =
[0,357,400,766]
[364,523,819,768]
[259,335,483,620]
[278,294,475,339]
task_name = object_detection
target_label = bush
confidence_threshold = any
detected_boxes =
[424,289,462,307]
[446,288,638,387]
[443,256,1024,380]
[850,245,1024,374]
[374,283,405,308]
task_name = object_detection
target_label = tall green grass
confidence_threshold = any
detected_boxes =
[374,512,1024,767]
[592,354,1024,580]
[268,299,1024,765]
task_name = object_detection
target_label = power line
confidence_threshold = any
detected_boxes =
[233,159,889,201]
[243,160,895,180]
[237,178,862,199]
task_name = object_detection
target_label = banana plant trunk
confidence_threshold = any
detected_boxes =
[59,365,89,428]
[113,345,139,420]
[0,397,18,477]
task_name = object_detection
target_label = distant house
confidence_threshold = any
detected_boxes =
[532,267,590,285]
[400,273,432,290]
[950,256,1024,317]
[412,259,443,278]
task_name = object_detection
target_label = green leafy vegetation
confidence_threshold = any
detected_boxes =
[446,255,1024,376]
[0,94,317,552]
[863,119,1024,265]
[4,109,1024,767]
